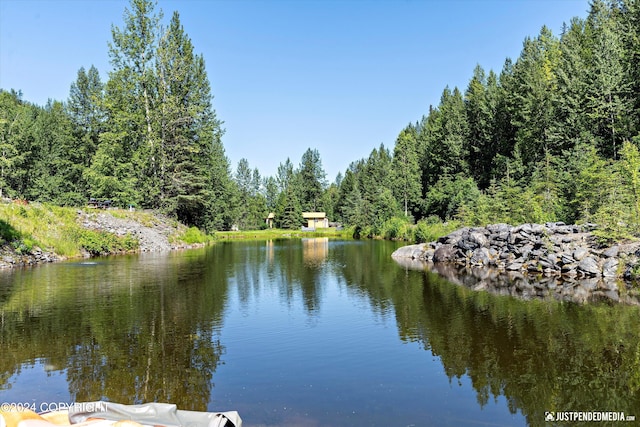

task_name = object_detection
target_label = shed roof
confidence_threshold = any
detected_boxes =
[302,212,326,219]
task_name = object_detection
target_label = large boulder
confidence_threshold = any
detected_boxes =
[433,244,458,263]
[391,244,426,260]
[578,256,601,276]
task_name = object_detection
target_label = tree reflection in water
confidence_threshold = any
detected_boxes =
[0,249,228,410]
[390,263,640,425]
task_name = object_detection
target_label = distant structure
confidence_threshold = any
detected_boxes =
[87,198,112,209]
[302,212,328,229]
[265,212,275,229]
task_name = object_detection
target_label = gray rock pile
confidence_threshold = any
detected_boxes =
[0,246,61,268]
[79,211,173,253]
[392,222,640,304]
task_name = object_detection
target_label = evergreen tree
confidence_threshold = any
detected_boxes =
[234,158,254,229]
[322,182,339,224]
[509,26,560,173]
[30,100,83,205]
[465,66,500,188]
[334,165,360,224]
[551,18,592,152]
[619,139,640,230]
[208,138,234,230]
[620,0,640,134]
[275,184,302,229]
[565,143,613,223]
[0,90,36,199]
[155,12,225,228]
[67,65,105,170]
[87,0,162,207]
[391,125,421,217]
[264,176,279,212]
[421,87,469,187]
[298,148,327,212]
[585,0,632,159]
[276,158,295,193]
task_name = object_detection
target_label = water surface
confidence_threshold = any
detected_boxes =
[1,239,639,426]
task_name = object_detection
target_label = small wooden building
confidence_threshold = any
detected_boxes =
[265,212,275,229]
[302,212,328,229]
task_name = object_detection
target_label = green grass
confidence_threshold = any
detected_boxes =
[0,202,81,256]
[0,203,187,257]
[216,227,352,241]
[172,226,215,245]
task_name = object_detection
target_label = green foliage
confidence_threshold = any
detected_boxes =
[414,219,461,243]
[298,148,327,212]
[176,226,213,245]
[424,173,480,220]
[11,237,35,255]
[0,218,20,244]
[77,229,138,255]
[232,158,268,230]
[620,139,640,229]
[392,126,421,216]
[381,216,413,241]
[592,139,640,241]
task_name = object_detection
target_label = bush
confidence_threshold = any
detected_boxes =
[414,220,431,244]
[352,225,375,239]
[12,238,35,255]
[381,216,414,241]
[414,219,461,244]
[78,229,139,255]
[179,226,213,244]
[0,219,20,243]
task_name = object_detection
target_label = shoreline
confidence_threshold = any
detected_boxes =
[0,207,209,270]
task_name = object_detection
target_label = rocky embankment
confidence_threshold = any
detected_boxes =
[0,210,200,269]
[78,211,180,252]
[0,245,61,268]
[392,223,640,304]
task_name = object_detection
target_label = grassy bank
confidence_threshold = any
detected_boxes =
[215,227,352,241]
[0,202,214,258]
[215,218,460,243]
[0,202,139,257]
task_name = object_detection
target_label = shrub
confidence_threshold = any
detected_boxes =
[381,216,414,241]
[414,219,461,244]
[414,220,431,244]
[78,229,139,255]
[12,238,35,255]
[179,226,214,244]
[0,219,20,243]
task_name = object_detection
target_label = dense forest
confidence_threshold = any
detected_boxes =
[1,0,640,240]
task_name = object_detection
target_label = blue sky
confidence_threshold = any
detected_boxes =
[0,0,590,182]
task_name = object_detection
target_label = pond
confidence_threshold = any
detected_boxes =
[1,239,639,426]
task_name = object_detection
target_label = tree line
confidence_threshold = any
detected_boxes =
[335,0,640,240]
[1,0,640,238]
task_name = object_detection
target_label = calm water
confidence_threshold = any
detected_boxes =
[1,239,639,426]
